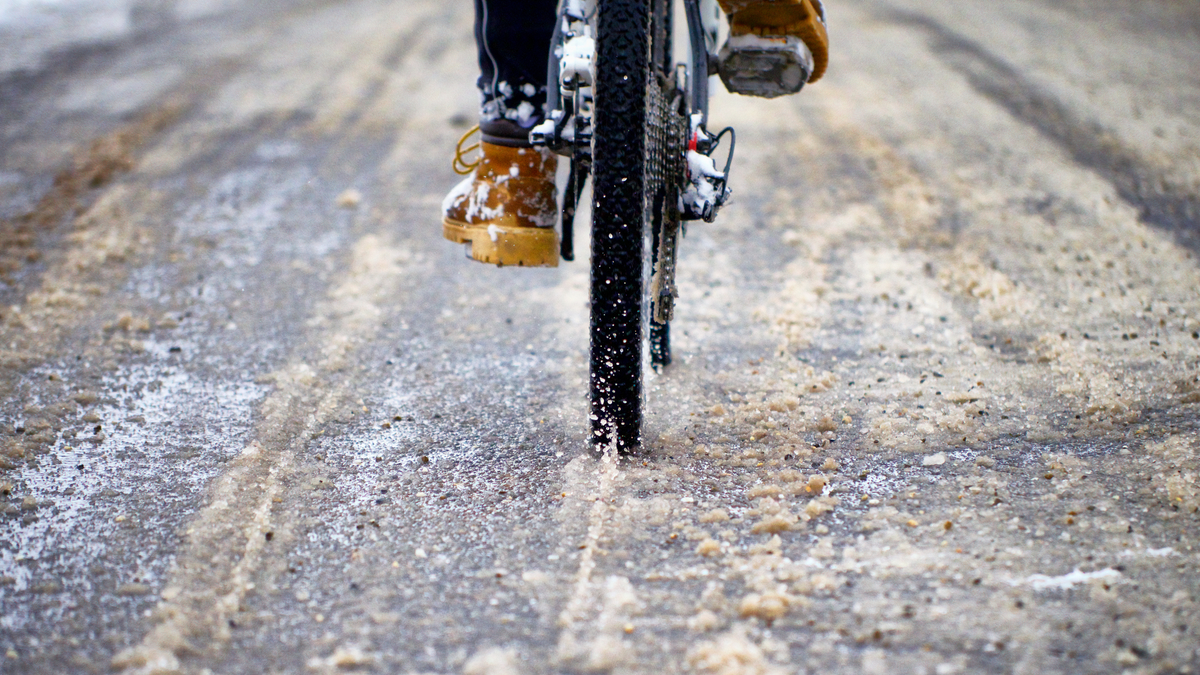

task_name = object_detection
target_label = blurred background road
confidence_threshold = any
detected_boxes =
[1,1,1198,673]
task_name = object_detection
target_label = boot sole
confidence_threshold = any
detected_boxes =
[443,218,559,268]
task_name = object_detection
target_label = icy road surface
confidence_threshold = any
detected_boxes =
[2,0,1199,673]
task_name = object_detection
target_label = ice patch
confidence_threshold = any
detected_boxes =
[176,166,329,268]
[0,362,266,614]
[255,140,301,161]
[173,0,242,20]
[57,65,182,114]
[0,0,133,75]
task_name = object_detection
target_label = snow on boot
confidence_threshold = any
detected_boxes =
[442,130,559,268]
[716,0,829,98]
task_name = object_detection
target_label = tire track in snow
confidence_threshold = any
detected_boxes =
[867,2,1200,254]
[509,215,646,669]
[113,234,417,673]
[552,450,639,670]
[813,3,1200,444]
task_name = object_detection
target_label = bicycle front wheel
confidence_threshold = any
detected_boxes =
[589,0,655,452]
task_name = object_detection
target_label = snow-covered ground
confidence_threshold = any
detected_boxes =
[0,0,243,75]
[0,0,132,74]
[1,0,1198,673]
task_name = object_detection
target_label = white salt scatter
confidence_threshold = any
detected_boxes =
[1020,568,1121,591]
[442,175,474,213]
[515,101,536,126]
[922,452,947,466]
[1145,547,1177,557]
[463,646,519,675]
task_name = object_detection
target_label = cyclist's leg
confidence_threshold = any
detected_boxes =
[474,0,558,144]
[442,0,561,268]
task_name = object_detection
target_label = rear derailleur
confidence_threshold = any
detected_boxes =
[680,113,734,224]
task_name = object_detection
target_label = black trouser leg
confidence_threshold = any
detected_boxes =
[474,0,559,144]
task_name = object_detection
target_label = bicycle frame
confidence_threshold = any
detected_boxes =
[532,0,734,254]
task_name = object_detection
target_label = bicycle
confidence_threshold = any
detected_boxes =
[531,0,737,452]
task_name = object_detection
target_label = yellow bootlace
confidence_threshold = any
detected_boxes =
[452,125,482,175]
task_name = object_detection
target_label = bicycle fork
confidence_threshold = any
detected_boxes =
[531,0,596,261]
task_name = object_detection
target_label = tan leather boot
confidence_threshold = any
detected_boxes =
[443,140,559,268]
[717,0,829,93]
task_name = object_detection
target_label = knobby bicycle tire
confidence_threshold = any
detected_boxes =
[590,0,682,452]
[590,0,652,452]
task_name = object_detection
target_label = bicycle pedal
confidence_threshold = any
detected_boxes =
[717,34,812,98]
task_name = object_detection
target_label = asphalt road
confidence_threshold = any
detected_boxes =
[2,1,1199,673]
